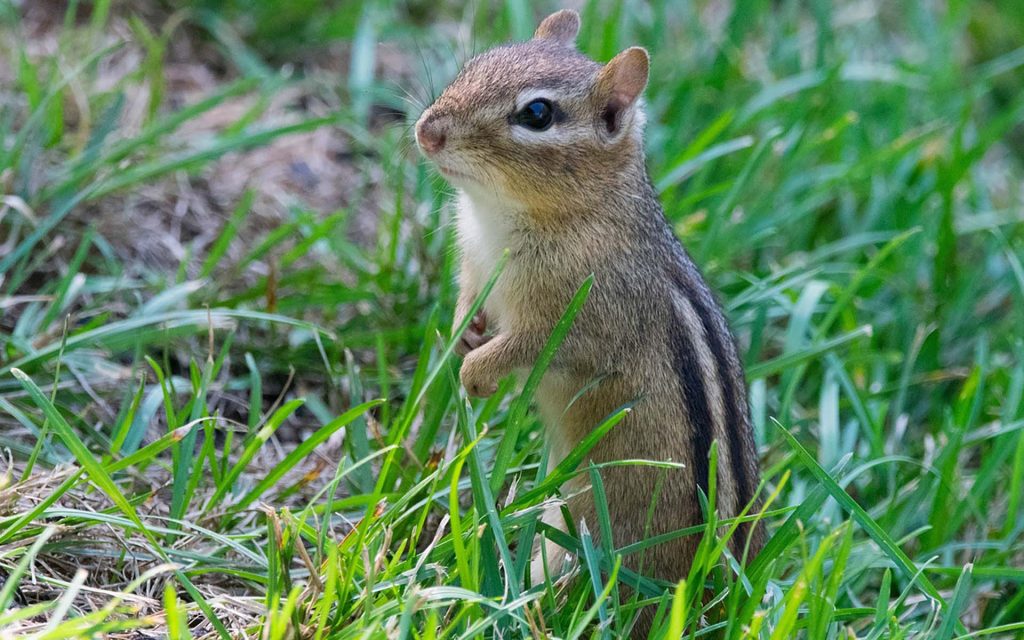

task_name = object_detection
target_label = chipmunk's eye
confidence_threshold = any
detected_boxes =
[515,99,555,131]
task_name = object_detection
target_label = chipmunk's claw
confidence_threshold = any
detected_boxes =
[456,313,491,356]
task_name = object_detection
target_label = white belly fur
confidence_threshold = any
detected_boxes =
[455,188,520,332]
[456,189,579,471]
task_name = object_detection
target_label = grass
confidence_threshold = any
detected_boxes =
[1,0,1024,637]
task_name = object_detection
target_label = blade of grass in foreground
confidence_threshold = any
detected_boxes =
[578,520,612,636]
[375,251,508,491]
[773,418,964,633]
[204,398,305,515]
[449,426,489,596]
[491,275,593,494]
[447,363,527,636]
[745,458,831,585]
[567,548,621,640]
[505,402,632,510]
[771,525,845,640]
[169,357,214,534]
[231,398,384,512]
[953,622,1024,639]
[937,563,973,640]
[665,579,688,639]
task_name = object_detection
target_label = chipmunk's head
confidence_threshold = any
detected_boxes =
[415,10,650,212]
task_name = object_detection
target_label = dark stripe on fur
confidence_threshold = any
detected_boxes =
[667,307,714,497]
[670,266,759,549]
[691,289,752,501]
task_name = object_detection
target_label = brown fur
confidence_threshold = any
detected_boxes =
[415,10,763,636]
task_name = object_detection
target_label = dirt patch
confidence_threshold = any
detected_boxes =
[1,0,428,279]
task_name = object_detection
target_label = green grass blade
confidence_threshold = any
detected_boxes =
[491,275,593,494]
[937,563,973,640]
[773,418,965,632]
[231,399,383,512]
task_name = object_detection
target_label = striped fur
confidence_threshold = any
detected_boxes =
[668,256,763,554]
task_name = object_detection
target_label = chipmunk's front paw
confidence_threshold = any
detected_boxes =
[459,353,500,397]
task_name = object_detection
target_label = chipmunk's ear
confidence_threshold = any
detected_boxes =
[594,47,649,136]
[534,10,580,47]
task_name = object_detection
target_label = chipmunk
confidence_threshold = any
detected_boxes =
[415,8,762,625]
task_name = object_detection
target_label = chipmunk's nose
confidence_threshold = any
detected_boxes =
[415,113,447,155]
